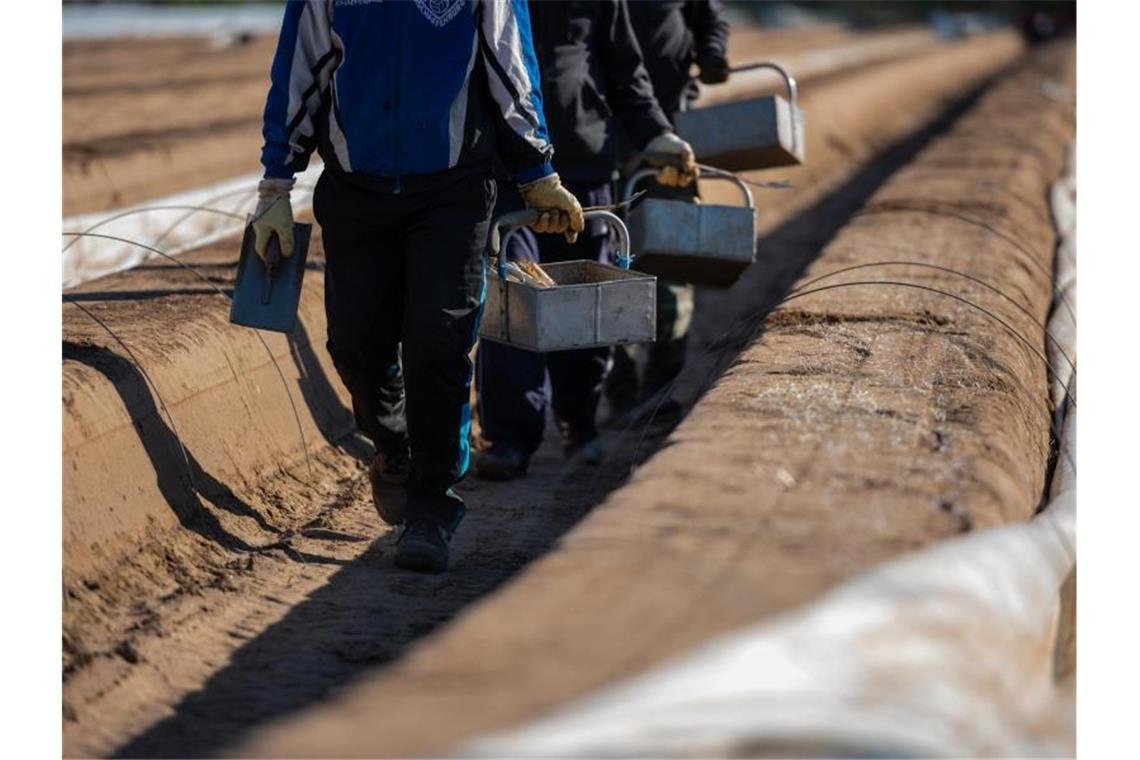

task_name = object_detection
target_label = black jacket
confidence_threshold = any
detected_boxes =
[627,0,730,119]
[528,0,673,180]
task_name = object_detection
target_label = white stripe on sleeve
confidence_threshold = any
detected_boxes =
[479,0,548,155]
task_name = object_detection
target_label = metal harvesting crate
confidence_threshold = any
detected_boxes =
[675,62,804,171]
[624,167,756,288]
[479,210,656,352]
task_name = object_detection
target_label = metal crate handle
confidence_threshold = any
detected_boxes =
[489,208,632,279]
[727,60,801,156]
[622,165,755,210]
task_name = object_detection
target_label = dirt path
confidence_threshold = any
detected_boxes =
[61,32,1025,757]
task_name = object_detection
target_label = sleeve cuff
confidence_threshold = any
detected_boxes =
[262,165,295,181]
[514,161,555,186]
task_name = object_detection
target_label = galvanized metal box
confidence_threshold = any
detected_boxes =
[677,95,804,171]
[625,171,757,288]
[676,62,804,171]
[481,262,656,352]
[479,211,657,352]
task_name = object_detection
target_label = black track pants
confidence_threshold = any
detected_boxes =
[314,168,496,514]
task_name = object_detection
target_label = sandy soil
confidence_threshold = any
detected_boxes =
[60,28,1034,757]
[63,35,276,215]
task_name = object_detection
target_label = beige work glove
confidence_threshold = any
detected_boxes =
[251,177,295,263]
[646,132,698,187]
[518,173,585,244]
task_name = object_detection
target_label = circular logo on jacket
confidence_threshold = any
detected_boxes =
[414,0,465,27]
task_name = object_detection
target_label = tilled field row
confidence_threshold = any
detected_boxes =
[62,32,1025,758]
[231,39,1074,758]
[61,25,939,216]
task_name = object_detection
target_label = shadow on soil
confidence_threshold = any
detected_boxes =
[288,321,357,450]
[125,260,325,272]
[113,524,547,758]
[62,316,360,554]
[63,288,231,302]
[108,77,996,758]
[64,341,275,550]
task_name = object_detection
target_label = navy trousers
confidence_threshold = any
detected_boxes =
[476,181,616,456]
[315,167,495,523]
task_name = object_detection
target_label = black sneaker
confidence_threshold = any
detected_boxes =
[564,434,605,465]
[603,359,639,428]
[634,395,684,432]
[369,448,410,526]
[474,442,530,481]
[394,495,465,573]
[601,390,638,429]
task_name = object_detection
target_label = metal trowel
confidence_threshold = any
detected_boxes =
[229,221,312,333]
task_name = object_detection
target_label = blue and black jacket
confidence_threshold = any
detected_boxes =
[628,0,730,119]
[527,0,673,181]
[261,0,555,186]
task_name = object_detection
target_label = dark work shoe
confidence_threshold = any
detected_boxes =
[394,494,465,573]
[565,434,605,465]
[474,442,530,481]
[603,362,639,428]
[602,392,638,429]
[394,520,450,573]
[603,400,638,430]
[369,448,410,526]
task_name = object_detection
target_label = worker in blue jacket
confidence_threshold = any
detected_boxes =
[253,0,584,573]
[474,0,698,482]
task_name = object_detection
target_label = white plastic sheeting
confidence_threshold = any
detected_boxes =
[63,3,285,40]
[463,150,1078,759]
[62,163,321,289]
[464,489,1075,757]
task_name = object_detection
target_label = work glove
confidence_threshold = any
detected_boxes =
[645,132,698,188]
[518,173,585,244]
[251,177,295,263]
[697,53,729,85]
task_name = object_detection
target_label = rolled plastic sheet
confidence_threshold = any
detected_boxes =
[62,163,322,289]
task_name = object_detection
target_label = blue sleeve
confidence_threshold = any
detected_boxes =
[260,2,319,179]
[478,0,556,183]
[509,0,549,144]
